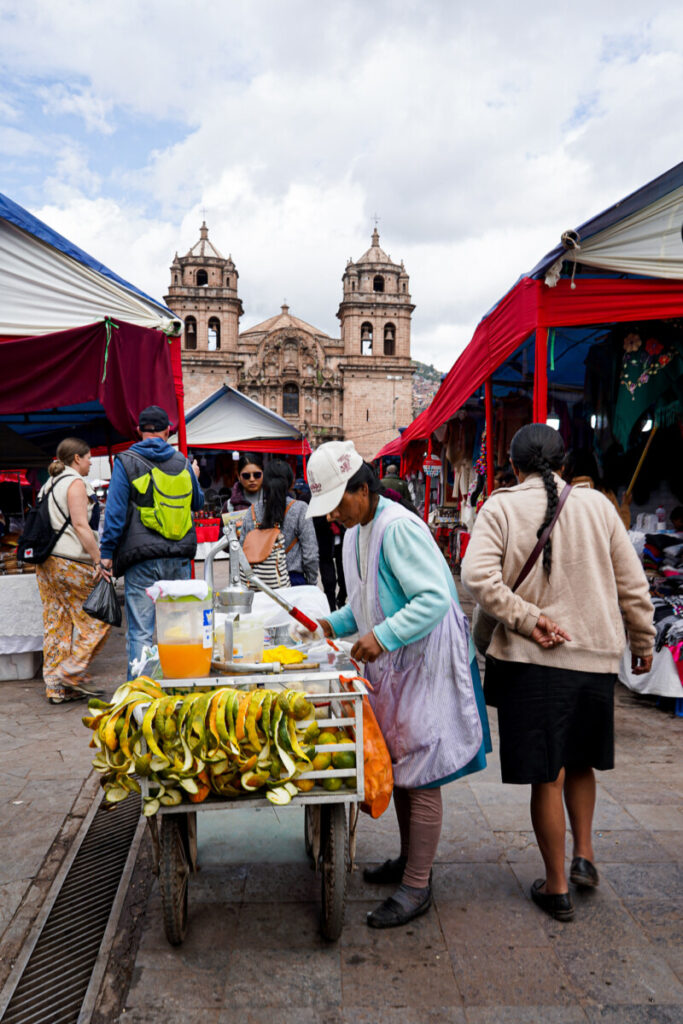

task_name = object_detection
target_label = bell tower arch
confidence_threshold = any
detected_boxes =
[337,229,415,458]
[165,222,244,408]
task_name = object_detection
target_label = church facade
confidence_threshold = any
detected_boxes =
[165,225,414,458]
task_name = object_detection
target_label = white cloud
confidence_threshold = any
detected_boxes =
[38,84,114,134]
[3,0,683,373]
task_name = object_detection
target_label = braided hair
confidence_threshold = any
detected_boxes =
[509,424,565,576]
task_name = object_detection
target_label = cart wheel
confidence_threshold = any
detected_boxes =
[159,815,190,946]
[304,805,318,864]
[320,803,348,941]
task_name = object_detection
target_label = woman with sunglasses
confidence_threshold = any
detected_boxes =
[222,453,264,514]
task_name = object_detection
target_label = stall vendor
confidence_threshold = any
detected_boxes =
[302,441,491,929]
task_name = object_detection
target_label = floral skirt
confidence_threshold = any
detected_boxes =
[36,557,110,701]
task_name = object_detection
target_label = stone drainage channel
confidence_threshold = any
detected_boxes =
[0,793,145,1024]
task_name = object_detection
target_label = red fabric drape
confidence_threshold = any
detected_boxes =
[187,438,311,455]
[0,320,179,438]
[380,275,683,455]
[169,335,187,454]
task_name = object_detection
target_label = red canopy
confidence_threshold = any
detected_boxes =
[377,275,683,458]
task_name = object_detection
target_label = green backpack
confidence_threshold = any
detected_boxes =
[128,454,194,541]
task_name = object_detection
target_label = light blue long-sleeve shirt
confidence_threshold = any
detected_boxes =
[327,496,455,651]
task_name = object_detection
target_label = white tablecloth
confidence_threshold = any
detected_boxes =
[0,574,44,653]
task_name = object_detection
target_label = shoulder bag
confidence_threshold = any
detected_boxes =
[240,501,298,589]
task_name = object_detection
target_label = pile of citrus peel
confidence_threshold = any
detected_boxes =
[83,677,322,815]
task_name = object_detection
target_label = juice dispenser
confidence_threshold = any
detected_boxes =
[156,593,213,678]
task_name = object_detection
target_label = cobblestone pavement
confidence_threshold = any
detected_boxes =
[0,577,681,1023]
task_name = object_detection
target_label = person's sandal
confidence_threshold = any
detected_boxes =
[363,857,407,884]
[530,879,574,921]
[570,856,599,888]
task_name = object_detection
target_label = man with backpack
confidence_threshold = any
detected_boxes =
[99,406,204,677]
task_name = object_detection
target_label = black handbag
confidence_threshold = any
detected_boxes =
[83,576,122,627]
[481,484,572,707]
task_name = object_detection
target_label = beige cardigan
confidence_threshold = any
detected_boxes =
[461,474,655,673]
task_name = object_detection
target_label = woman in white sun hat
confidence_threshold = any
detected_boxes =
[303,440,491,929]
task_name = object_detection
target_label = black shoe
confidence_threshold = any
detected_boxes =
[366,887,432,929]
[363,856,407,885]
[570,856,599,888]
[530,879,574,921]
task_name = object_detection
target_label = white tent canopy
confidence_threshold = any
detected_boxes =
[540,162,683,286]
[177,385,308,450]
[0,193,180,336]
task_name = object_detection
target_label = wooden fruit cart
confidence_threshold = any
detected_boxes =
[140,669,365,944]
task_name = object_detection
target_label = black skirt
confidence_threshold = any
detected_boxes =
[487,658,616,784]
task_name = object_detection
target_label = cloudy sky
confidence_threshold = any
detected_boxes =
[2,0,683,369]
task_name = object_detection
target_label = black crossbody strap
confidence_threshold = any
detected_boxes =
[511,484,572,593]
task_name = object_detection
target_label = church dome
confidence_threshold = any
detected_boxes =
[354,228,397,267]
[185,221,224,260]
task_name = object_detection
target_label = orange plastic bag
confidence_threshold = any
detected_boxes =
[340,674,393,818]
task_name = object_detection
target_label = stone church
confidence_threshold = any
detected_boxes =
[165,225,414,458]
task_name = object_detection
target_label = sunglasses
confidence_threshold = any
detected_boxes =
[241,471,263,480]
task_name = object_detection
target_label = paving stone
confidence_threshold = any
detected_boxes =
[600,780,681,805]
[177,864,248,903]
[651,831,683,861]
[437,897,550,950]
[125,963,225,1009]
[471,782,531,806]
[233,899,327,949]
[435,830,504,864]
[137,902,240,969]
[624,804,683,831]
[0,878,29,933]
[243,862,319,902]
[344,1009,465,1023]
[450,945,575,1006]
[477,802,534,831]
[120,1010,221,1024]
[342,945,462,1008]
[591,828,675,863]
[493,830,558,863]
[466,1009,589,1023]
[434,863,525,904]
[583,1006,683,1023]
[591,800,642,831]
[600,862,683,900]
[223,947,342,1008]
[627,897,683,950]
[557,946,683,1005]
[219,1011,343,1024]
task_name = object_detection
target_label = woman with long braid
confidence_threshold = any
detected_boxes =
[462,424,654,922]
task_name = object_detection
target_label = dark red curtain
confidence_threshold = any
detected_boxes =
[0,320,179,438]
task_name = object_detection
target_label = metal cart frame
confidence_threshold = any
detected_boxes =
[140,670,366,944]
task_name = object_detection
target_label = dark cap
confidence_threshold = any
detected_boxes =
[138,405,170,431]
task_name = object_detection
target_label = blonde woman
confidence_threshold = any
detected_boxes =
[36,438,110,704]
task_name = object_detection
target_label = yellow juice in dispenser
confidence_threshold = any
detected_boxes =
[158,642,212,679]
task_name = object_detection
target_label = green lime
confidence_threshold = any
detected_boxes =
[322,775,343,792]
[332,750,356,770]
[318,730,339,746]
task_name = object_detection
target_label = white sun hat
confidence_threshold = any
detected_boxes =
[305,440,364,518]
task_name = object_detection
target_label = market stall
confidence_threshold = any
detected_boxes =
[377,162,683,702]
[0,192,189,674]
[175,385,312,557]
